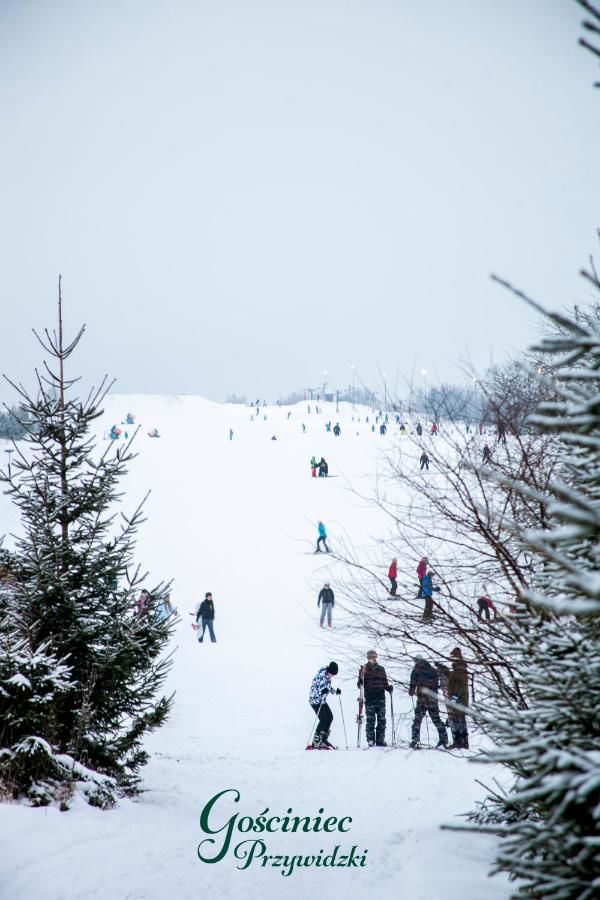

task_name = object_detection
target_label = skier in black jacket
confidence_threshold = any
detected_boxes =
[359,650,393,747]
[318,583,335,627]
[196,592,216,643]
[408,656,447,748]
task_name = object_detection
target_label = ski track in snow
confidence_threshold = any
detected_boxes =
[0,397,510,900]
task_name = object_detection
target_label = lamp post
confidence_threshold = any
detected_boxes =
[351,365,355,411]
[323,370,328,401]
[383,373,387,412]
[4,448,14,478]
[421,369,427,417]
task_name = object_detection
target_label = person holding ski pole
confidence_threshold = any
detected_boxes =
[316,521,330,553]
[317,582,335,627]
[308,661,340,749]
[408,656,448,749]
[359,650,393,747]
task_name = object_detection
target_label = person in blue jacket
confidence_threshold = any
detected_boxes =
[316,521,330,553]
[422,569,440,621]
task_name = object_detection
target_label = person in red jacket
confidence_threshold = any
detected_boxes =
[417,557,428,598]
[388,558,398,596]
[477,593,497,622]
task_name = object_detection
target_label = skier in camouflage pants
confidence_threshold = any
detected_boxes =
[359,650,393,747]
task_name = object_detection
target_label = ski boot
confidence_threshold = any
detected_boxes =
[367,740,375,748]
[409,740,420,750]
[319,731,336,750]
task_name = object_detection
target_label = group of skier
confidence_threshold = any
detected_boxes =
[307,647,469,751]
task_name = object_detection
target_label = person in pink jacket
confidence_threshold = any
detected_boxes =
[417,557,428,598]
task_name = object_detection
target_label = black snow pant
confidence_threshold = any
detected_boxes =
[366,695,387,744]
[420,459,429,470]
[311,702,333,742]
[411,695,447,745]
[448,712,469,749]
[477,598,490,621]
[423,595,434,620]
[316,536,330,552]
[389,577,397,596]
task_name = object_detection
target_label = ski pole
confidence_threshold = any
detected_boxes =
[390,691,396,748]
[338,694,349,749]
[306,700,324,747]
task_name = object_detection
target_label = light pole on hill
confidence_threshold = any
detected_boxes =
[421,369,427,417]
[351,365,355,411]
[322,370,328,401]
[4,448,14,478]
[383,373,387,412]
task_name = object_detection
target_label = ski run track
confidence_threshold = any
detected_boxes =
[0,396,511,900]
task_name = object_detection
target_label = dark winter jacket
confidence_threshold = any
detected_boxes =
[197,599,215,621]
[409,659,439,696]
[359,662,390,701]
[447,660,469,705]
[318,587,335,606]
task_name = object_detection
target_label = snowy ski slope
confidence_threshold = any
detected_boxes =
[0,396,510,900]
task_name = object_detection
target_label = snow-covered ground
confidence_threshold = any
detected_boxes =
[0,397,510,900]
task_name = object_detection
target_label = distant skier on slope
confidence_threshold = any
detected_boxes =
[333,423,341,436]
[482,443,492,463]
[315,521,330,553]
[431,422,438,436]
[310,456,318,477]
[408,656,448,749]
[477,592,497,622]
[446,648,469,749]
[308,661,341,749]
[416,422,423,437]
[419,450,430,471]
[421,568,440,622]
[359,650,393,747]
[388,558,398,596]
[317,582,335,627]
[416,556,428,598]
[379,423,387,435]
[318,457,329,477]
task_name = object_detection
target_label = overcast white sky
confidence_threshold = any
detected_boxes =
[1,0,599,403]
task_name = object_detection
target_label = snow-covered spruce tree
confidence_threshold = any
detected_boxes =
[0,284,174,808]
[467,282,600,898]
